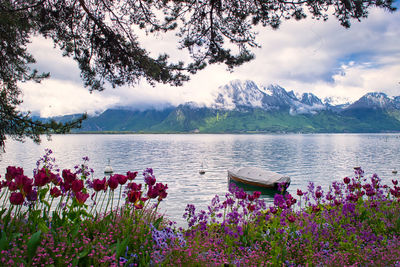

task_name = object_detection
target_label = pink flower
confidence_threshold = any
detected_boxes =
[10,192,24,205]
[75,191,89,204]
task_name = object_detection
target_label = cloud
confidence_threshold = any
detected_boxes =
[20,6,400,116]
[19,79,119,117]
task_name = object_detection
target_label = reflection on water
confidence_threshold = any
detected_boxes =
[1,133,400,226]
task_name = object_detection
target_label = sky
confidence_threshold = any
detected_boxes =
[19,5,400,117]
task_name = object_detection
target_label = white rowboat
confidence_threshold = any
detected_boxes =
[228,167,290,189]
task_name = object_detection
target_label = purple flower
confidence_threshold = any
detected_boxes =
[274,194,286,208]
[26,189,38,202]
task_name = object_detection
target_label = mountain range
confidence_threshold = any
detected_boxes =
[48,80,400,133]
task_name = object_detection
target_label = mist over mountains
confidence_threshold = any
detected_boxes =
[48,80,400,133]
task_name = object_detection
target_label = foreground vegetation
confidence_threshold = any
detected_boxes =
[1,150,399,266]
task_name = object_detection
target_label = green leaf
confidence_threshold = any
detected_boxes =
[70,225,80,240]
[0,232,8,251]
[27,231,42,261]
[38,221,49,234]
[39,188,49,201]
[0,208,6,218]
[41,199,50,209]
[116,238,129,260]
[153,217,163,229]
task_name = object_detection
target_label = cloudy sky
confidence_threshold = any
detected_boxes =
[20,5,400,117]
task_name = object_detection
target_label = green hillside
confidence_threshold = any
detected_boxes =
[71,106,400,133]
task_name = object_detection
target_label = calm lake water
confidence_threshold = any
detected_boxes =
[1,133,400,226]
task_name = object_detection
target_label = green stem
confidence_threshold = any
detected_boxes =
[104,190,112,215]
[110,190,114,217]
[116,186,122,215]
[99,190,107,216]
[55,195,65,215]
[89,192,98,216]
[47,196,54,216]
[1,189,10,210]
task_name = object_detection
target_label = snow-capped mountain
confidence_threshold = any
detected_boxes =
[212,80,264,110]
[347,92,400,110]
[209,80,326,114]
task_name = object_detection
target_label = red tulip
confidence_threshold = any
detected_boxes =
[108,175,119,190]
[75,191,89,204]
[127,171,138,180]
[50,187,62,198]
[71,179,84,193]
[10,192,24,205]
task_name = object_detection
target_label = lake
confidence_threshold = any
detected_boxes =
[1,133,399,226]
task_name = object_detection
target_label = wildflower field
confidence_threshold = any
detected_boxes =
[1,149,399,266]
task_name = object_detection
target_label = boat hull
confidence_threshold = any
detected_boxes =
[228,168,290,190]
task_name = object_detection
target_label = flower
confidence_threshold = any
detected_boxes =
[34,168,51,187]
[75,191,89,204]
[26,190,38,202]
[274,194,286,209]
[287,215,296,223]
[10,192,24,205]
[93,178,107,192]
[50,187,62,198]
[71,179,84,193]
[6,166,23,181]
[127,171,138,180]
[253,191,261,199]
[343,177,351,184]
[147,186,159,199]
[127,182,141,192]
[62,169,76,183]
[108,175,119,190]
[297,189,304,196]
[144,174,156,186]
[128,190,142,204]
[115,174,128,185]
[270,207,278,214]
